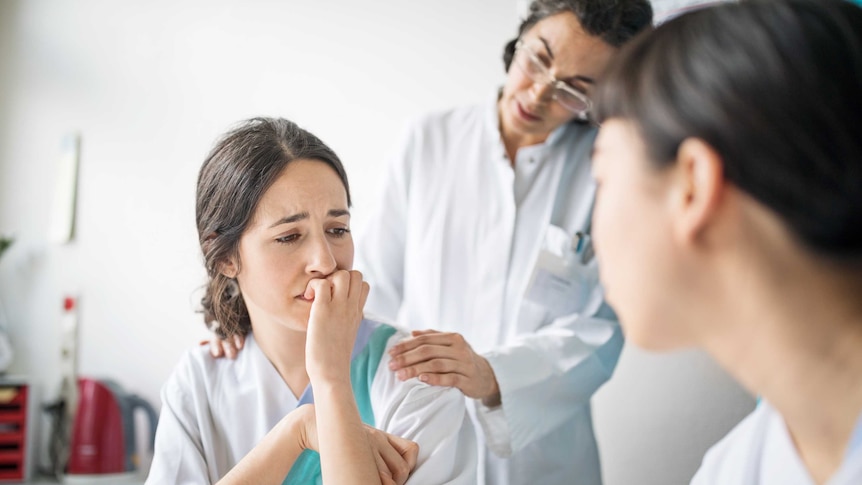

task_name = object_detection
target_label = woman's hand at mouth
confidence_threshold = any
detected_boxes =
[304,270,370,385]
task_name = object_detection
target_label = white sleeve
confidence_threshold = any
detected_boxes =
[145,355,217,485]
[354,120,418,322]
[371,334,478,485]
[477,296,624,456]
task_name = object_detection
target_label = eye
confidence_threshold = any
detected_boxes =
[328,227,351,238]
[275,234,300,244]
[560,80,588,96]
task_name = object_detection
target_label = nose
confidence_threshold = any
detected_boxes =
[305,233,338,276]
[529,80,554,103]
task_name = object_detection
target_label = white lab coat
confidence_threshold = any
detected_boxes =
[691,401,862,484]
[356,92,623,485]
[146,320,477,485]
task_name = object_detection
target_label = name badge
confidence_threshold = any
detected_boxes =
[524,225,598,317]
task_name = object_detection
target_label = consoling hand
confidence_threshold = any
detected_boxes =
[203,334,245,359]
[387,329,501,406]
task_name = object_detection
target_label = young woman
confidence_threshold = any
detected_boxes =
[146,118,476,484]
[591,0,862,483]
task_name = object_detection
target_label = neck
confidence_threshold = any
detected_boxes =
[702,251,862,483]
[250,318,310,399]
[498,103,550,165]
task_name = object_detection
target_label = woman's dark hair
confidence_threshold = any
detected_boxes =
[595,0,862,259]
[502,0,654,72]
[196,117,351,338]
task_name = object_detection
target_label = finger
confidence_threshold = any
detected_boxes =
[376,440,411,485]
[415,371,465,389]
[359,281,370,313]
[387,435,419,472]
[411,329,440,337]
[327,270,351,301]
[206,340,224,358]
[305,278,333,304]
[347,269,364,301]
[389,342,461,370]
[224,340,236,360]
[388,332,461,356]
[232,334,244,350]
[394,357,469,381]
[373,450,394,484]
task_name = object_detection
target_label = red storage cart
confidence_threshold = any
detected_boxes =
[0,383,28,482]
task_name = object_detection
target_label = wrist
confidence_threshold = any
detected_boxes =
[310,379,355,403]
[481,387,502,407]
[480,357,502,407]
[308,368,352,389]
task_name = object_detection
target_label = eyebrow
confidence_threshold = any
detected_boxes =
[268,209,350,228]
[538,36,595,85]
[539,36,554,61]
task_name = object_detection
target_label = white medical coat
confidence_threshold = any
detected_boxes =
[146,321,477,484]
[356,92,623,485]
[691,401,862,484]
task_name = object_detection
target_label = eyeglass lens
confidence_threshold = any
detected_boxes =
[517,44,589,113]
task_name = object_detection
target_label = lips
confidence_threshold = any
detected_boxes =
[516,100,542,122]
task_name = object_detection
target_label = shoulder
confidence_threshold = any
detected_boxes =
[399,102,487,147]
[161,335,254,407]
[358,318,408,353]
[364,321,465,413]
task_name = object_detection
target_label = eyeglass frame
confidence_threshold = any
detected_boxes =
[513,39,593,116]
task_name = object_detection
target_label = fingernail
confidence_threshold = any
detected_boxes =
[388,361,397,370]
[419,374,428,382]
[397,370,406,380]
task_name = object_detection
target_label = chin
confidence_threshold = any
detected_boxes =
[278,308,311,332]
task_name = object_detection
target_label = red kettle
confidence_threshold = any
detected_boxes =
[65,378,158,480]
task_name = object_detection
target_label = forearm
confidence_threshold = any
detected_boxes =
[216,411,305,485]
[313,381,381,485]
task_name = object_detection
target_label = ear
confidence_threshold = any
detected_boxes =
[219,256,238,279]
[670,138,725,245]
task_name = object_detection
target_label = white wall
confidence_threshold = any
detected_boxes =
[0,1,753,483]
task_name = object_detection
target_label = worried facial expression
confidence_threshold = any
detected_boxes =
[228,159,353,333]
[499,11,616,140]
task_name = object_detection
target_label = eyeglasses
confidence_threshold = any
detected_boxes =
[514,40,592,115]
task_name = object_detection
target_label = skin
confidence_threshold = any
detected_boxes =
[592,119,862,484]
[214,160,418,485]
[211,11,619,411]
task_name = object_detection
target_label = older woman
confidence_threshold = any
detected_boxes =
[356,2,652,483]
